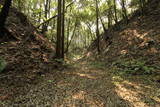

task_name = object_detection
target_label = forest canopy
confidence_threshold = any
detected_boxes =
[6,0,148,57]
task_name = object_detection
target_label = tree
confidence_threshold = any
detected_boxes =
[113,0,119,28]
[129,0,147,16]
[4,0,148,55]
[0,0,13,36]
[107,0,113,28]
[42,0,51,34]
[56,0,62,59]
[17,0,23,11]
[96,0,100,53]
[65,21,77,53]
[61,0,65,59]
[120,0,128,24]
[66,17,71,53]
[139,0,146,15]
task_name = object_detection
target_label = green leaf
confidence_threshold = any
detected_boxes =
[48,80,53,83]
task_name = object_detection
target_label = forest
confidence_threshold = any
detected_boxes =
[0,0,160,106]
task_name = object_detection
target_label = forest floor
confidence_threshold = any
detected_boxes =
[1,0,160,106]
[1,55,160,107]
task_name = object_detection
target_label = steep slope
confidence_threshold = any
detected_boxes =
[90,0,160,70]
[0,7,56,73]
[0,7,57,100]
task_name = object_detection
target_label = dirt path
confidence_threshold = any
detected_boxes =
[0,60,160,107]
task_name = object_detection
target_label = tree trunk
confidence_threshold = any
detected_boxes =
[121,0,128,24]
[56,0,62,58]
[66,18,70,53]
[139,0,146,15]
[37,1,74,28]
[65,21,77,53]
[0,0,12,36]
[113,0,120,29]
[61,0,65,59]
[86,22,94,41]
[99,15,107,32]
[42,0,49,34]
[96,0,100,53]
[38,3,42,23]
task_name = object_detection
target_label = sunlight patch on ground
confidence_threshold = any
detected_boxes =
[74,72,97,79]
[56,90,105,107]
[81,69,105,75]
[71,90,105,106]
[72,90,86,100]
[73,55,83,61]
[120,50,128,55]
[133,29,148,39]
[114,80,155,107]
[57,81,72,88]
[115,84,148,106]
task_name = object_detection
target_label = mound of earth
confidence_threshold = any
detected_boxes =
[89,0,160,70]
[0,6,56,101]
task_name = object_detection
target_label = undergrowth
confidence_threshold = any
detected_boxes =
[0,57,7,72]
[112,59,158,75]
[89,61,106,69]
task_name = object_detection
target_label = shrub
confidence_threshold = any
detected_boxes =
[90,61,106,69]
[113,59,155,75]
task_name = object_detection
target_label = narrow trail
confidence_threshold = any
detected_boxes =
[1,59,160,107]
[50,61,129,107]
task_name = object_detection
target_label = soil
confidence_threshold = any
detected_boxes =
[0,0,160,106]
[0,59,160,107]
[88,0,160,68]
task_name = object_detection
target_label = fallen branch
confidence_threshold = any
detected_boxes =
[37,1,74,28]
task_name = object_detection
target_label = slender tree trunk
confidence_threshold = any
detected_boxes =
[86,23,94,41]
[42,0,49,34]
[61,0,65,59]
[113,0,120,29]
[56,0,62,58]
[108,10,112,28]
[38,3,42,23]
[107,0,113,29]
[51,19,56,42]
[66,18,70,53]
[37,2,74,28]
[139,0,146,15]
[17,0,22,11]
[65,21,77,53]
[96,0,100,53]
[0,0,12,36]
[121,0,128,24]
[99,14,107,32]
[113,0,118,24]
[48,0,51,18]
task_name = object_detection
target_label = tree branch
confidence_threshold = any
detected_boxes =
[36,1,74,28]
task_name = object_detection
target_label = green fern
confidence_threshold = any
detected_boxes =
[114,59,155,75]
